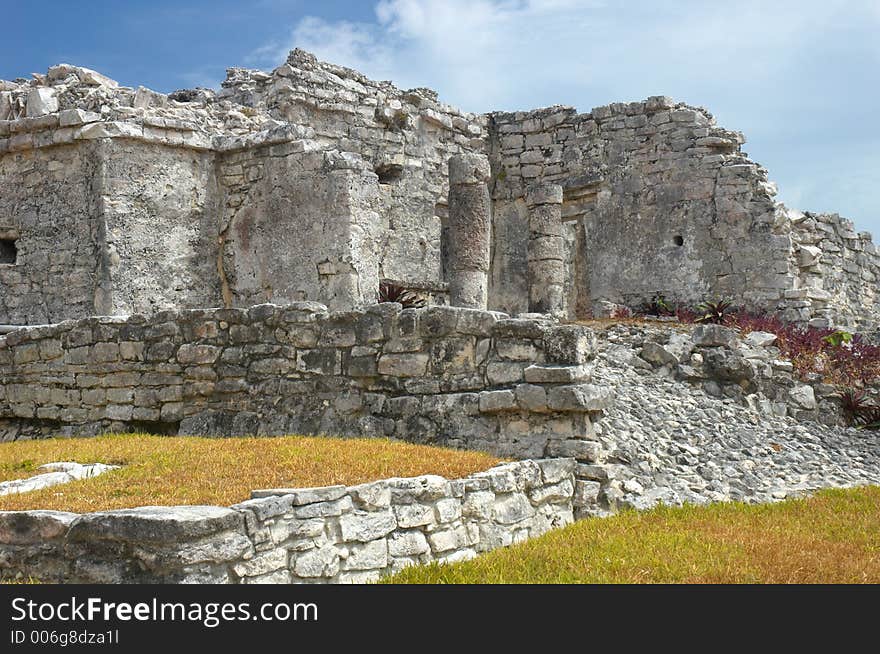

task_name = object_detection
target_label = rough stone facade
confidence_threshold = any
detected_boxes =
[0,304,611,465]
[789,211,879,330]
[0,458,575,583]
[1,50,877,329]
[1,48,877,586]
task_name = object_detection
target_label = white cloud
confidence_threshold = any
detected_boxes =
[249,0,880,234]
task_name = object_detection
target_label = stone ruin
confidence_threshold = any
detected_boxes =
[1,50,880,583]
[0,47,877,451]
[0,49,877,331]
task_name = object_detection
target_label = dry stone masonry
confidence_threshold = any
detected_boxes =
[0,304,612,466]
[526,183,566,315]
[0,458,575,583]
[447,154,493,309]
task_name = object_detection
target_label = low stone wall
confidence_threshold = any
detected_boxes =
[0,458,575,583]
[0,303,612,464]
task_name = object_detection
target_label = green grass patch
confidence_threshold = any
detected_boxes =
[387,486,880,584]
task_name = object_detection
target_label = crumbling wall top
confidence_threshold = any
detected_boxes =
[0,61,293,153]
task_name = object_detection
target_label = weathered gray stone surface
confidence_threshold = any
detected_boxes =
[0,304,606,463]
[0,47,878,583]
[0,459,575,584]
[0,50,876,329]
[0,462,117,496]
[525,183,565,315]
[582,322,880,516]
[447,154,492,309]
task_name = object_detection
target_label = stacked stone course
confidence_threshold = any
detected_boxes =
[0,303,612,468]
[0,458,575,583]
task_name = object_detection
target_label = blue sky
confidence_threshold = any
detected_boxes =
[2,1,878,237]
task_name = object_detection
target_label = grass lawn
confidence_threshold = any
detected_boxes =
[0,434,499,513]
[388,485,880,584]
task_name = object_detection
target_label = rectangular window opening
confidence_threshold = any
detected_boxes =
[0,239,17,265]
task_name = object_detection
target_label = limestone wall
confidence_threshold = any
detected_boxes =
[0,142,103,324]
[100,139,221,316]
[3,52,876,329]
[217,140,383,311]
[220,50,488,290]
[0,105,397,318]
[0,458,576,583]
[789,211,879,331]
[0,303,612,463]
[488,100,794,319]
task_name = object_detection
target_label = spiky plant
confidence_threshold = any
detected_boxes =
[378,281,426,309]
[839,389,880,430]
[696,299,733,325]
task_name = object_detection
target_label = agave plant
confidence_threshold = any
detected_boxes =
[377,281,426,309]
[839,389,880,430]
[853,404,880,430]
[695,299,733,325]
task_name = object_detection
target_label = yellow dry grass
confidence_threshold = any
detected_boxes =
[0,434,499,513]
[387,485,880,584]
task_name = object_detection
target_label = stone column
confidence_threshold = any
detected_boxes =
[525,183,565,315]
[447,154,492,309]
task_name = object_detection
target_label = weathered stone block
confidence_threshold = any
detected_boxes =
[419,306,460,338]
[387,530,430,557]
[176,344,220,365]
[339,510,396,542]
[512,384,548,413]
[543,325,596,364]
[492,494,535,524]
[478,389,518,413]
[546,439,601,461]
[233,549,289,578]
[296,348,340,375]
[491,319,548,340]
[523,363,591,383]
[341,538,388,571]
[378,353,429,377]
[536,458,576,484]
[789,385,817,410]
[293,545,340,578]
[435,498,463,523]
[348,481,392,510]
[427,525,471,553]
[293,497,354,519]
[640,342,679,366]
[546,384,614,412]
[573,480,602,507]
[529,478,574,504]
[393,503,436,529]
[486,361,524,385]
[66,506,245,544]
[0,510,79,545]
[691,324,738,348]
